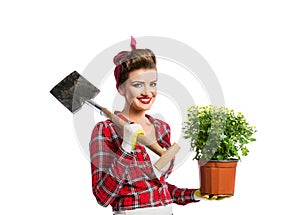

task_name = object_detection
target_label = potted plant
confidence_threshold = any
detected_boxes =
[183,105,257,196]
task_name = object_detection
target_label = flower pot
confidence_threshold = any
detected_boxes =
[198,160,238,196]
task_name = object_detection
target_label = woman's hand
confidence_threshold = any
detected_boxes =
[122,124,145,152]
[194,189,232,201]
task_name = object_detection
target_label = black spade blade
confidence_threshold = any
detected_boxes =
[50,71,100,113]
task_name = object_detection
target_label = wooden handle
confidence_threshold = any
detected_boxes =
[154,143,181,170]
[102,108,127,127]
[137,135,165,156]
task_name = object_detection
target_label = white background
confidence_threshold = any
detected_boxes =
[1,0,299,214]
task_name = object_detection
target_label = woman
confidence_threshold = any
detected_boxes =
[89,37,208,215]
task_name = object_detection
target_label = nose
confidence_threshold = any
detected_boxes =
[142,86,151,95]
[142,85,154,95]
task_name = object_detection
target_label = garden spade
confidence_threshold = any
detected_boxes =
[50,71,180,170]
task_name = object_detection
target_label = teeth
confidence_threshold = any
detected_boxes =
[139,98,151,103]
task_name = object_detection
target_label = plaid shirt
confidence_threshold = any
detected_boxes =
[90,111,198,212]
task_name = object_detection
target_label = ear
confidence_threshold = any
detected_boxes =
[117,85,125,96]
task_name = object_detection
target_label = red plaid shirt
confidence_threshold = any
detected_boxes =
[90,111,198,212]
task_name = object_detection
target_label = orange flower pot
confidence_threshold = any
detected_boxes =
[198,160,238,196]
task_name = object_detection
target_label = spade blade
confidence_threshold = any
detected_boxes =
[50,71,100,113]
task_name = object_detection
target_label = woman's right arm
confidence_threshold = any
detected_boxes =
[89,122,133,207]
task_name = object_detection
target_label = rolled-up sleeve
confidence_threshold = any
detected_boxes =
[166,182,199,205]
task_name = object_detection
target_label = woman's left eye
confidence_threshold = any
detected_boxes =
[150,82,157,87]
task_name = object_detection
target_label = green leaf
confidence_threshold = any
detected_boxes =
[217,155,223,160]
[242,148,249,156]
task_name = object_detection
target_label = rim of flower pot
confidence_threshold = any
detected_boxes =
[198,159,239,166]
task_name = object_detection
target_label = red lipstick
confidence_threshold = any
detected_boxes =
[138,96,152,104]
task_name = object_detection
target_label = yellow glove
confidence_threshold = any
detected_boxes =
[194,189,232,200]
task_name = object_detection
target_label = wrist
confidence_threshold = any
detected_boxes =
[194,189,209,200]
[122,141,133,153]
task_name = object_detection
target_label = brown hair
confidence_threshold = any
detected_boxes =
[113,48,157,88]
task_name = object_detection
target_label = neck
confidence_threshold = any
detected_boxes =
[121,106,147,124]
[121,106,154,135]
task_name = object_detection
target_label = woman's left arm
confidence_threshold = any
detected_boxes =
[166,182,200,205]
[155,119,199,204]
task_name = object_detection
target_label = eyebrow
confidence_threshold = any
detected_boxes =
[130,79,157,83]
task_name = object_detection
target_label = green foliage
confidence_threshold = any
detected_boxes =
[183,105,257,161]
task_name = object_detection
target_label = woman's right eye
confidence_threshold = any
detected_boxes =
[132,83,143,88]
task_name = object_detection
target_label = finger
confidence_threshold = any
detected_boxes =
[209,195,218,200]
[201,194,210,199]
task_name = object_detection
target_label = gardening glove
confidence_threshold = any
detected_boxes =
[122,123,145,153]
[194,189,232,201]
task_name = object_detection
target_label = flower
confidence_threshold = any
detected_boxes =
[183,105,257,161]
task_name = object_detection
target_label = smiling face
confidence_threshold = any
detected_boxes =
[118,68,157,113]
